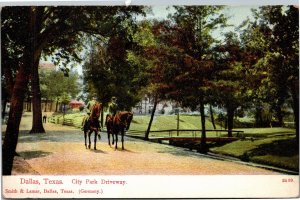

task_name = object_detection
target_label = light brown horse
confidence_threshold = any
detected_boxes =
[111,111,133,150]
[82,102,103,150]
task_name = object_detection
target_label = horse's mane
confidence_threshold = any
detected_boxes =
[90,102,102,119]
[115,111,133,126]
[117,111,132,119]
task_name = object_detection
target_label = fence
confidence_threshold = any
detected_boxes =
[145,129,244,138]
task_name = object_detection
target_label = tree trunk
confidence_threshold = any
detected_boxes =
[29,7,45,134]
[55,99,59,112]
[255,105,263,127]
[2,64,15,118]
[2,100,8,119]
[227,107,235,137]
[198,101,208,153]
[2,7,37,175]
[2,65,30,175]
[44,98,48,112]
[27,99,31,112]
[145,95,158,140]
[50,101,53,112]
[209,104,216,129]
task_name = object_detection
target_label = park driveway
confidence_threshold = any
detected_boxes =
[7,112,280,175]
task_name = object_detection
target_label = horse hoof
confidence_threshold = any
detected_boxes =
[94,147,97,150]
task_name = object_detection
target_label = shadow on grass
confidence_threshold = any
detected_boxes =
[18,150,52,160]
[248,138,299,157]
[239,138,299,172]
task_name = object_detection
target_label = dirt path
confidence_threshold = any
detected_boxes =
[6,112,281,175]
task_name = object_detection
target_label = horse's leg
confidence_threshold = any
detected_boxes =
[88,130,92,149]
[107,128,111,147]
[97,128,101,140]
[112,131,115,145]
[121,129,125,150]
[115,129,118,150]
[98,132,101,140]
[94,130,97,150]
[84,131,87,149]
[112,127,115,145]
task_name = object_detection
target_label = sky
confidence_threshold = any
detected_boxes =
[150,5,257,29]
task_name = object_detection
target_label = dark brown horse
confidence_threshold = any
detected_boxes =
[105,114,114,147]
[82,102,103,150]
[110,111,133,150]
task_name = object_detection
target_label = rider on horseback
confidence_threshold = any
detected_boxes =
[87,96,97,113]
[108,96,118,118]
[105,96,118,131]
[82,96,100,131]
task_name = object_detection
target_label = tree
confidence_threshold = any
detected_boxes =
[127,19,166,140]
[240,6,298,136]
[40,69,80,112]
[210,31,253,137]
[2,7,34,175]
[128,7,228,146]
[257,6,299,138]
[2,6,145,175]
[82,11,147,110]
[163,6,228,152]
[1,7,28,118]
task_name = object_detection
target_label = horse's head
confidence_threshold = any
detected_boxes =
[114,111,133,130]
[124,112,133,131]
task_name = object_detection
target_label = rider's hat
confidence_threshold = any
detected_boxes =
[111,96,117,100]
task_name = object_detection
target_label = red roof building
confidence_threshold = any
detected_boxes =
[69,100,85,109]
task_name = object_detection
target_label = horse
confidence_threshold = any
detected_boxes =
[105,114,114,147]
[82,102,103,150]
[111,111,133,150]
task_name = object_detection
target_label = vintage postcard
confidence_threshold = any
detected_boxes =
[1,0,299,198]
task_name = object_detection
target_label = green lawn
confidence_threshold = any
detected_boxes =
[130,114,221,131]
[210,135,298,171]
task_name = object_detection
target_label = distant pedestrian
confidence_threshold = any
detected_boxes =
[43,114,47,123]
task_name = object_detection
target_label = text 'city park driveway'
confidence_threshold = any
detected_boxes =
[8,112,281,175]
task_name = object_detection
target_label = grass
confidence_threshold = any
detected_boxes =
[210,135,298,171]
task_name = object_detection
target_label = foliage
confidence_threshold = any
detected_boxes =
[241,6,299,135]
[39,69,80,101]
[82,7,147,110]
